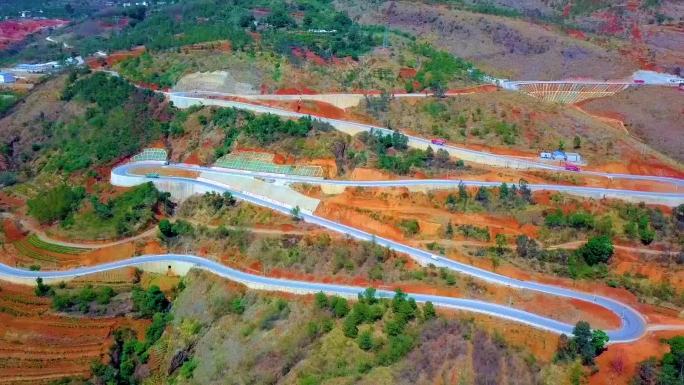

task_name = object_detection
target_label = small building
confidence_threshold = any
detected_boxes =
[565,152,583,163]
[551,150,566,160]
[15,62,58,73]
[0,72,16,84]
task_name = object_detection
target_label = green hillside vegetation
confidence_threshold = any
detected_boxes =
[27,184,85,224]
[63,182,172,239]
[28,182,172,239]
[99,0,483,91]
[44,71,169,173]
[0,91,21,116]
[109,269,574,385]
[79,0,381,61]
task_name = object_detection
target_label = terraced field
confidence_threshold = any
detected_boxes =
[11,235,91,268]
[0,282,148,385]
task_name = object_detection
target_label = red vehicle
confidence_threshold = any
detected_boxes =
[431,138,446,145]
[564,163,580,172]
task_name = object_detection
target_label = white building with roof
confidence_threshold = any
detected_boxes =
[0,72,16,84]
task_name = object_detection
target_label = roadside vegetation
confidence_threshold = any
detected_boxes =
[113,269,581,384]
[0,90,22,116]
[48,71,169,173]
[353,90,633,164]
[28,182,172,240]
[631,336,684,385]
[166,192,462,288]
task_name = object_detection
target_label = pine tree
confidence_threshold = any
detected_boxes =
[445,220,454,238]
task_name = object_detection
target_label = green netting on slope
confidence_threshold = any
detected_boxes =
[215,151,323,178]
[132,148,168,162]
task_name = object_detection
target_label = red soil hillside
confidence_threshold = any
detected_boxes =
[0,19,68,50]
[0,282,148,384]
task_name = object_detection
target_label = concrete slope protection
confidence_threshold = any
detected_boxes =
[168,91,684,187]
[106,162,647,343]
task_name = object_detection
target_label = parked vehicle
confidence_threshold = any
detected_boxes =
[145,173,160,178]
[431,138,446,145]
[563,163,580,172]
[633,79,645,84]
[540,152,552,159]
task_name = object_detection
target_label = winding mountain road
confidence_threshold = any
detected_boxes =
[105,162,649,343]
[0,160,657,343]
[168,91,684,188]
[124,161,684,206]
[0,253,635,342]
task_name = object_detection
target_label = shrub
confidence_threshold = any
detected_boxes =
[329,296,349,318]
[399,219,420,236]
[145,312,170,345]
[132,285,169,317]
[314,292,329,309]
[179,357,198,379]
[544,209,566,228]
[578,236,614,265]
[423,301,437,320]
[27,185,85,224]
[358,329,374,350]
[556,321,609,365]
[567,211,595,229]
[34,278,52,297]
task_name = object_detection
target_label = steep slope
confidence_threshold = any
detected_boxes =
[578,86,684,162]
[336,0,636,80]
[139,270,570,385]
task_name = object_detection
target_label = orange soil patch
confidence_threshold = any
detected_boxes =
[316,201,405,241]
[466,311,560,361]
[86,46,145,69]
[445,84,499,95]
[567,29,587,40]
[568,298,622,329]
[306,158,337,178]
[0,191,24,208]
[3,219,25,242]
[291,47,327,66]
[209,95,375,124]
[398,67,417,79]
[180,40,231,53]
[295,100,347,119]
[130,166,199,179]
[611,247,684,289]
[0,19,68,49]
[140,239,165,255]
[274,87,318,95]
[349,167,392,180]
[591,330,682,385]
[318,189,538,240]
[79,242,136,267]
[593,160,684,180]
[458,252,684,330]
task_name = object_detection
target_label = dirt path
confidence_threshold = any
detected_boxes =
[1,213,307,250]
[0,213,157,249]
[549,240,681,256]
